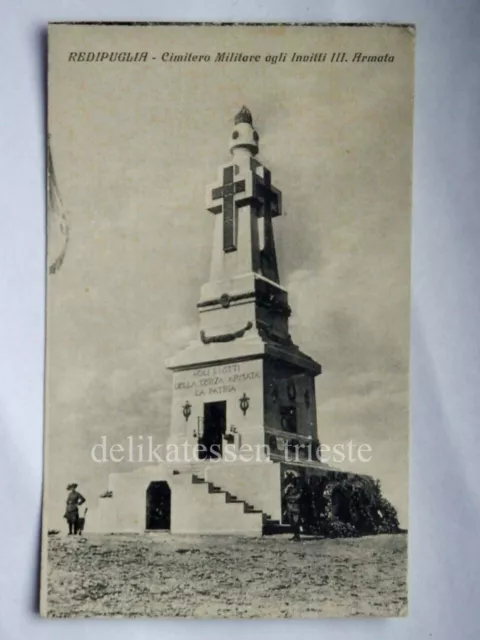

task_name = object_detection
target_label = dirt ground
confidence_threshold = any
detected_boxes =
[45,532,407,618]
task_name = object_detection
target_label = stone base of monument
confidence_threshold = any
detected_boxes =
[87,458,399,537]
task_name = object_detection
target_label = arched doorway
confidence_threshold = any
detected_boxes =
[146,481,171,530]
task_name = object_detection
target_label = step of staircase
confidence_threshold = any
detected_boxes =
[189,474,286,532]
[191,475,263,516]
[262,522,293,535]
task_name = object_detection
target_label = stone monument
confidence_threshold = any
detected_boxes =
[167,105,322,464]
[90,108,397,537]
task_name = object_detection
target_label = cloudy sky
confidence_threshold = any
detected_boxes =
[46,25,413,528]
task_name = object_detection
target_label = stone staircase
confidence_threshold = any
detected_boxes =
[191,473,288,535]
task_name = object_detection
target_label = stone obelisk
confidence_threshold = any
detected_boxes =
[166,107,321,462]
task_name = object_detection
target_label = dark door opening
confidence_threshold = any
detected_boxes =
[146,481,171,530]
[199,400,226,459]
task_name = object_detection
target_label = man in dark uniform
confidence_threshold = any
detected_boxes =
[284,472,303,541]
[64,483,86,535]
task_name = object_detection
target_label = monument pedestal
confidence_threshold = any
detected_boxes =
[88,455,337,536]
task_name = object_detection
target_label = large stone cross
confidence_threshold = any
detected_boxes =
[210,166,246,253]
[252,163,281,221]
[206,161,281,255]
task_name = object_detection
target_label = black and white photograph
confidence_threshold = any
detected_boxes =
[42,23,414,618]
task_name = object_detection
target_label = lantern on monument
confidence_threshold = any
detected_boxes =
[229,105,259,156]
[182,400,192,421]
[239,392,250,416]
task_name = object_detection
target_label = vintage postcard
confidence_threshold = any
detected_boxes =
[42,23,414,618]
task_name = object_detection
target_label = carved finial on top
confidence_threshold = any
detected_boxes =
[230,106,259,156]
[234,106,253,126]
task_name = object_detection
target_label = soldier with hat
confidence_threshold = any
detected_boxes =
[284,471,303,541]
[64,483,86,535]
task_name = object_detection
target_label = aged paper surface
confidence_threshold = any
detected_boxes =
[43,23,414,618]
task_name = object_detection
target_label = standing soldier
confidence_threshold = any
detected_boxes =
[284,471,303,541]
[64,483,86,535]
